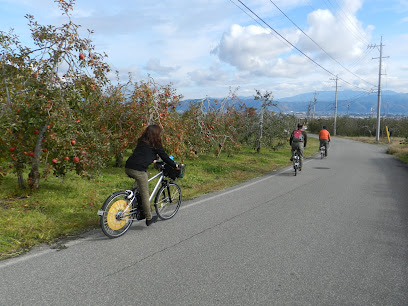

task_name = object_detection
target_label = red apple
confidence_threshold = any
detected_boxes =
[34,130,39,135]
[9,147,16,152]
[71,140,76,145]
[42,148,48,153]
[79,53,85,60]
[28,152,35,157]
[81,150,86,155]
[64,156,69,161]
[52,158,58,164]
[73,156,79,163]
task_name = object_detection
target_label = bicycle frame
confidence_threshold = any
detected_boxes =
[320,146,325,158]
[148,171,165,203]
[98,170,167,220]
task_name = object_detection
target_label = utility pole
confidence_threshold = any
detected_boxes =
[312,91,317,119]
[369,36,389,142]
[330,76,339,136]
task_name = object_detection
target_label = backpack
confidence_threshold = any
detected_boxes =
[292,130,304,142]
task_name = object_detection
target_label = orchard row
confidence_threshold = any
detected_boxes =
[0,0,296,189]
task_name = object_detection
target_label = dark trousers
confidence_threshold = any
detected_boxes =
[291,142,304,168]
[319,139,329,156]
[125,168,152,220]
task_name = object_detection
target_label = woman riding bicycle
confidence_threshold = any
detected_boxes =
[125,125,179,226]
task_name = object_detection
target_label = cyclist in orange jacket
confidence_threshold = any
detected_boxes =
[318,125,331,157]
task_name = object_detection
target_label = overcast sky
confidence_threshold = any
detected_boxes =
[0,0,407,100]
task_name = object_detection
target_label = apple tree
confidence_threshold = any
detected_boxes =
[181,89,242,158]
[0,0,110,189]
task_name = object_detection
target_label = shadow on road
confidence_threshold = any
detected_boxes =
[277,172,297,177]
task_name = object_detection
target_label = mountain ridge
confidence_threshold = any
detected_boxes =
[182,90,408,116]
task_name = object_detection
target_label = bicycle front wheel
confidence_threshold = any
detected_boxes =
[100,191,133,238]
[154,182,181,220]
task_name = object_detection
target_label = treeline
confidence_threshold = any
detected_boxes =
[307,117,408,139]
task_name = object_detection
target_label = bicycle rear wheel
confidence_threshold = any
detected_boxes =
[99,191,133,238]
[154,182,181,220]
[293,154,299,176]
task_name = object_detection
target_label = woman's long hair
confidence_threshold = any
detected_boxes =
[138,125,163,149]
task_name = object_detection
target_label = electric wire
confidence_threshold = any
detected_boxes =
[331,0,371,44]
[228,0,289,48]
[322,0,370,45]
[267,0,376,88]
[233,0,373,92]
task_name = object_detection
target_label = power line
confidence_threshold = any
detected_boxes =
[228,0,289,47]
[267,0,376,88]
[322,0,370,45]
[232,0,373,92]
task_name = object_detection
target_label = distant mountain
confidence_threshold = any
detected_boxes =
[181,90,408,116]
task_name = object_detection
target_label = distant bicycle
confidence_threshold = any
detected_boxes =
[320,146,326,159]
[98,161,185,238]
[293,151,301,176]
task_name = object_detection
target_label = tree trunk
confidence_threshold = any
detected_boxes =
[114,152,123,168]
[28,123,48,189]
[17,169,25,189]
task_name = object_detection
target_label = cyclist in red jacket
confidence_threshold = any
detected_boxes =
[289,123,307,170]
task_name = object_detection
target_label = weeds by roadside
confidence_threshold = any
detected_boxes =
[342,136,408,163]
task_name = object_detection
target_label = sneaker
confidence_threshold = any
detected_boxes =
[290,157,293,161]
[146,215,158,226]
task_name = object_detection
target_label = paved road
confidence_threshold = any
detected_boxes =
[1,137,408,305]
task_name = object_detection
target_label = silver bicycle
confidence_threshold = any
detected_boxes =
[320,145,326,159]
[98,161,185,238]
[293,151,300,176]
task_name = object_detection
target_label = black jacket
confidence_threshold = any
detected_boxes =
[125,142,176,172]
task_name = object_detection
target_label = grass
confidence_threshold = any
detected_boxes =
[1,139,320,260]
[342,136,408,163]
[386,139,408,164]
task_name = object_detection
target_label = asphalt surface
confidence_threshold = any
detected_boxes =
[1,137,408,305]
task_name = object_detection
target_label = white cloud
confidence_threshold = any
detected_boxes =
[144,58,178,75]
[188,65,229,86]
[300,8,368,61]
[1,0,406,99]
[211,24,297,76]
